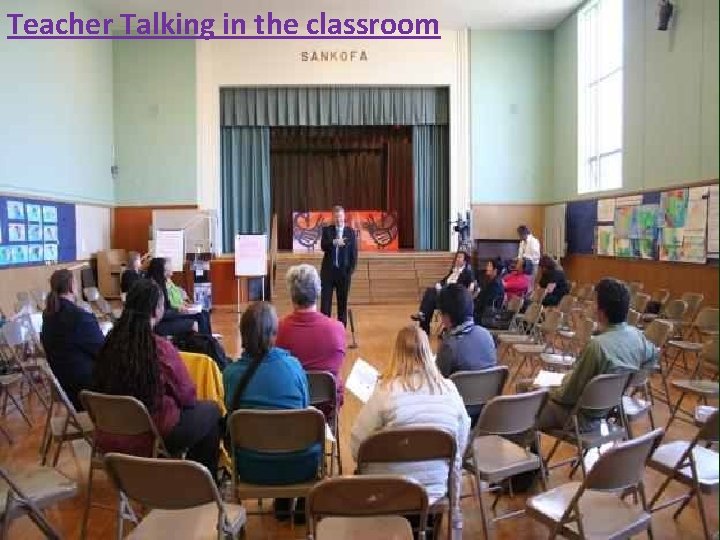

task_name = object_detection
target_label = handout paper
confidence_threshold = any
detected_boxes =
[346,358,379,403]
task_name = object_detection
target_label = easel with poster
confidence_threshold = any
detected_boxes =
[234,234,267,312]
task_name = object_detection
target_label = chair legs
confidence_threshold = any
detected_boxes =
[80,460,96,540]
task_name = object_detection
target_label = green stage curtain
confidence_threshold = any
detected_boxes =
[221,127,270,251]
[221,87,449,127]
[413,125,449,251]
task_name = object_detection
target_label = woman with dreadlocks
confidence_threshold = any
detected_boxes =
[93,278,220,478]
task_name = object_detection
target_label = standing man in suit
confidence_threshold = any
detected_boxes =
[320,205,357,327]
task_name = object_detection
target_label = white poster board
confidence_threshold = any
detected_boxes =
[154,229,185,272]
[234,234,267,276]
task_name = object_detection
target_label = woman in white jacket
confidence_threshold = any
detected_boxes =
[350,324,470,534]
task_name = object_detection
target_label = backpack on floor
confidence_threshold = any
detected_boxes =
[173,332,228,371]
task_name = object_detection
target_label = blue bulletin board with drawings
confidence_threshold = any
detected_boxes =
[0,196,76,268]
[565,184,717,265]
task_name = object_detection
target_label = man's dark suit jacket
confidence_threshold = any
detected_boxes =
[41,298,105,410]
[320,225,358,278]
[440,266,475,289]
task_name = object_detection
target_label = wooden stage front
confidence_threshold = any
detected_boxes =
[205,251,456,307]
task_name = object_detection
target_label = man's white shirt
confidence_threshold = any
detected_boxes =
[518,234,541,264]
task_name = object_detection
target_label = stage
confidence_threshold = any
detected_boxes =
[202,250,455,307]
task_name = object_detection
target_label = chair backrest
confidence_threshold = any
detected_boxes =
[680,292,704,321]
[539,309,562,335]
[584,429,664,491]
[580,284,595,301]
[662,299,688,320]
[650,289,670,306]
[307,371,338,406]
[627,309,641,327]
[356,428,456,470]
[696,409,720,443]
[475,390,548,436]
[523,302,543,326]
[104,453,221,510]
[631,293,651,314]
[1,319,28,348]
[79,391,162,440]
[450,367,508,408]
[568,282,578,297]
[228,408,325,454]
[644,319,673,350]
[555,294,576,316]
[577,372,631,412]
[694,307,719,333]
[505,295,524,314]
[528,288,547,305]
[627,282,644,297]
[308,475,428,520]
[573,318,596,348]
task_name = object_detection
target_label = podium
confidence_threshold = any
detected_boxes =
[185,253,213,310]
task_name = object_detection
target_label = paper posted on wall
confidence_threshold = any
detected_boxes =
[346,358,379,403]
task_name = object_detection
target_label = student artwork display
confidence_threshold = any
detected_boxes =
[587,184,712,264]
[0,196,75,268]
[595,226,615,256]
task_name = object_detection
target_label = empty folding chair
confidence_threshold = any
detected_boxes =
[307,475,428,540]
[471,390,549,539]
[527,429,663,540]
[542,372,631,478]
[451,367,509,488]
[29,289,48,312]
[0,372,30,444]
[0,464,77,539]
[622,367,657,439]
[104,453,246,540]
[643,289,670,322]
[79,390,178,539]
[649,411,719,540]
[307,370,343,475]
[627,309,642,328]
[228,408,327,523]
[665,338,720,431]
[627,282,644,297]
[630,292,651,315]
[680,292,705,328]
[40,366,94,466]
[495,303,544,360]
[356,428,457,540]
[0,319,48,410]
[541,317,595,372]
[509,310,563,384]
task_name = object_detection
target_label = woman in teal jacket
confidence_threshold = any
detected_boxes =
[223,302,320,487]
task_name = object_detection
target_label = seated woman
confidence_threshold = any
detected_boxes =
[503,257,534,301]
[538,255,570,306]
[412,251,475,334]
[93,279,221,478]
[351,324,470,534]
[120,251,144,296]
[276,264,345,420]
[146,257,211,336]
[41,269,105,410]
[473,258,506,323]
[224,301,320,520]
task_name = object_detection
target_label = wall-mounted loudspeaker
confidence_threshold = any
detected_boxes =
[657,0,674,31]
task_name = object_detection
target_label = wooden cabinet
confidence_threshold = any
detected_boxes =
[96,249,127,299]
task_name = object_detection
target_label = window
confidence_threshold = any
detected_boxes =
[578,0,623,194]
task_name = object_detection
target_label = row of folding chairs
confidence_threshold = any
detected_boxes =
[450,365,720,540]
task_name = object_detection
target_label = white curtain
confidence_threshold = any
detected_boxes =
[544,204,567,260]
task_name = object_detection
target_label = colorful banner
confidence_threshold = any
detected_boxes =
[292,210,399,252]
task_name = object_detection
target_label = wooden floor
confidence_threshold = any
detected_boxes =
[1,303,717,539]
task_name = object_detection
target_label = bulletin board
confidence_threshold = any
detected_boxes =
[566,183,718,265]
[0,196,76,268]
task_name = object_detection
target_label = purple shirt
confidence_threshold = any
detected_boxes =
[276,310,346,405]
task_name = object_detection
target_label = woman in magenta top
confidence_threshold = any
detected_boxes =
[92,279,221,478]
[503,258,534,301]
[276,264,346,413]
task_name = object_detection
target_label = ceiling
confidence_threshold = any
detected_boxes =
[83,0,583,31]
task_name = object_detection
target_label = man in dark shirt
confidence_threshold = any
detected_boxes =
[474,258,506,323]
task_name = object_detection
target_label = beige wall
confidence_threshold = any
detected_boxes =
[472,203,545,243]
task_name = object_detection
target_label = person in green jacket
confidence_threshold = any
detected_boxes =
[537,277,658,431]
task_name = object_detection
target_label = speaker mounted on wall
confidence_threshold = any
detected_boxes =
[657,0,674,31]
